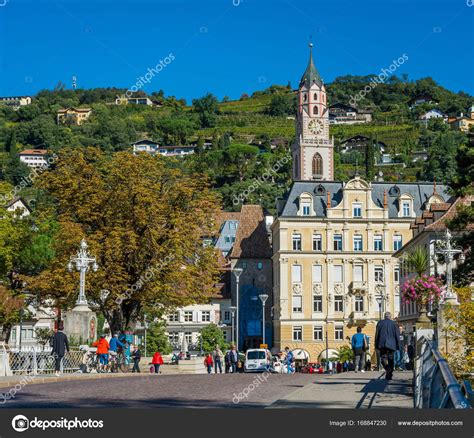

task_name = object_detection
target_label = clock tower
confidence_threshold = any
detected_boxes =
[292,43,334,181]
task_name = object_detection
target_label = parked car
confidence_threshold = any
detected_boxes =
[301,362,322,374]
[244,349,270,373]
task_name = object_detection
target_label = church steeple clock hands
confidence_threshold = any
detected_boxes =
[292,42,334,181]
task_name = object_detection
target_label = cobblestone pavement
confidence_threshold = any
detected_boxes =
[0,371,414,408]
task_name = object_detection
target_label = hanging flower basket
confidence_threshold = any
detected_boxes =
[401,275,445,307]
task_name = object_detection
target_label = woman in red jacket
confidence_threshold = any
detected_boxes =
[151,351,164,374]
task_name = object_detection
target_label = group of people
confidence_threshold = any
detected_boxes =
[204,345,239,374]
[91,334,144,373]
[347,312,411,379]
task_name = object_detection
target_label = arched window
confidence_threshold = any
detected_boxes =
[303,93,307,102]
[312,153,323,177]
[313,105,318,115]
[313,93,318,101]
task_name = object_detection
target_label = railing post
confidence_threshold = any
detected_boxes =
[33,348,37,375]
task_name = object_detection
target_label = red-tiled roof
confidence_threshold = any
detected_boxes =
[230,205,272,259]
[425,196,474,231]
[19,149,47,155]
[429,203,451,212]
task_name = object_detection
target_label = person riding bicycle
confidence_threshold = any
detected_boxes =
[92,334,110,371]
[109,334,125,352]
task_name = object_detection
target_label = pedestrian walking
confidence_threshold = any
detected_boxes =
[204,353,214,374]
[229,345,239,373]
[395,326,405,370]
[351,326,369,373]
[213,345,223,374]
[283,347,294,374]
[131,345,142,373]
[375,312,400,380]
[224,350,231,373]
[51,324,69,377]
[151,351,164,374]
[328,360,333,375]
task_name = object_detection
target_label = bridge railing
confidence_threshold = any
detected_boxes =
[415,334,472,409]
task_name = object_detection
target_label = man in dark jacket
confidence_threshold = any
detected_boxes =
[51,325,69,376]
[375,312,400,380]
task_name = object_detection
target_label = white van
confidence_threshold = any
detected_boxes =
[244,349,269,373]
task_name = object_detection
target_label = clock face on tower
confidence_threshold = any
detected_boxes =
[308,119,323,135]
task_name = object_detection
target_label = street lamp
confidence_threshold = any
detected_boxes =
[229,306,237,344]
[436,229,464,303]
[375,294,385,371]
[233,268,243,350]
[258,294,269,346]
[68,239,99,307]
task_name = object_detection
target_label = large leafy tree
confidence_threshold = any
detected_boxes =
[192,93,219,128]
[27,148,222,333]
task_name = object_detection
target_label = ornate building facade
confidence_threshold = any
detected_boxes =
[272,46,449,361]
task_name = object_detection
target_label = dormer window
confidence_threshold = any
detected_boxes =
[297,193,315,216]
[398,193,414,218]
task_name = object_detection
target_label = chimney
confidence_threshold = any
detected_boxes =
[327,191,331,208]
[383,190,388,209]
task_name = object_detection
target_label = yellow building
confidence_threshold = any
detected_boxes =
[271,46,449,362]
[56,107,92,125]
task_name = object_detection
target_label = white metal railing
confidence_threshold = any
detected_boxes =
[7,346,84,375]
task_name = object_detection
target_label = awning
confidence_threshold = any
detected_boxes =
[318,349,339,360]
[291,348,310,360]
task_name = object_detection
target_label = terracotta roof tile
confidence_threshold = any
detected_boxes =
[425,196,474,231]
[230,205,272,259]
[429,203,451,212]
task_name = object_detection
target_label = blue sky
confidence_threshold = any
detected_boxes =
[0,0,473,101]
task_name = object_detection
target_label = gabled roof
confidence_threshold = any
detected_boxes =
[132,139,160,146]
[329,102,358,112]
[230,205,272,259]
[57,107,92,113]
[299,43,323,88]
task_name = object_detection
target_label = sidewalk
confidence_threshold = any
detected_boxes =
[269,371,414,408]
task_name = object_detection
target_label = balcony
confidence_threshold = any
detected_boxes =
[350,310,369,323]
[351,281,368,293]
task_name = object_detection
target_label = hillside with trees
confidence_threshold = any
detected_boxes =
[0,75,472,214]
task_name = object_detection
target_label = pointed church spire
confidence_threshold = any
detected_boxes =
[299,41,323,88]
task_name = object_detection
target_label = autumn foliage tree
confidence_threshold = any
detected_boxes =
[28,148,222,333]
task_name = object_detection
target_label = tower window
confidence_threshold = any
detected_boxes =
[312,153,323,177]
[313,93,318,101]
[304,93,307,102]
[313,105,318,115]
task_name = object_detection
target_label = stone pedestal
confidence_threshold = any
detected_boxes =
[63,305,97,345]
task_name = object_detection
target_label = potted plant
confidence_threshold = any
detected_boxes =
[401,274,445,323]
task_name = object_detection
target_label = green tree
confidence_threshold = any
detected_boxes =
[145,320,172,355]
[265,94,296,117]
[198,323,228,353]
[330,345,354,363]
[404,246,430,277]
[192,93,219,128]
[27,148,222,334]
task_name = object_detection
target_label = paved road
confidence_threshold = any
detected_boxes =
[0,371,413,408]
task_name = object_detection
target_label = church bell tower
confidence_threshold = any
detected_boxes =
[292,43,334,181]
